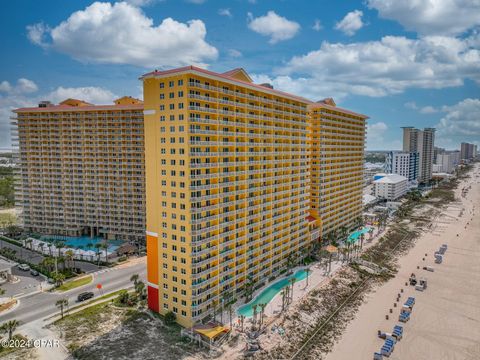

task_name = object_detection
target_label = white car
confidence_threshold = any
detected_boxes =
[18,264,30,271]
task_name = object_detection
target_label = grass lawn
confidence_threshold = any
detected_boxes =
[57,275,93,292]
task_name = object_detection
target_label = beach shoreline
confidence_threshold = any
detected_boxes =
[325,163,480,360]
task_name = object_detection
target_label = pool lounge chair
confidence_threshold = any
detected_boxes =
[373,352,383,360]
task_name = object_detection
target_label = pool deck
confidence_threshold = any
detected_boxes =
[219,225,385,332]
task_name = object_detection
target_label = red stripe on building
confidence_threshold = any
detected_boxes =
[147,285,159,313]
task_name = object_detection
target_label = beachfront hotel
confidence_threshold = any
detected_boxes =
[308,99,368,238]
[142,66,312,327]
[12,97,145,243]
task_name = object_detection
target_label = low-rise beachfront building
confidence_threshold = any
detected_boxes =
[373,174,408,201]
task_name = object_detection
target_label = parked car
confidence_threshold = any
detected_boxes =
[47,278,55,284]
[30,269,39,276]
[77,292,94,302]
[18,264,30,271]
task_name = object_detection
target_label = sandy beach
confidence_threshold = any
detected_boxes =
[325,163,480,360]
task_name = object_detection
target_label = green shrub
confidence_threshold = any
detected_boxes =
[164,311,176,325]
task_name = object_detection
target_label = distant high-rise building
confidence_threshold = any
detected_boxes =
[435,152,458,173]
[12,97,145,243]
[402,127,435,183]
[460,142,477,160]
[433,146,445,163]
[384,151,418,182]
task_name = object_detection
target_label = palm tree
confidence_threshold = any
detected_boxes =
[239,314,245,332]
[259,303,267,329]
[227,304,233,329]
[280,289,287,312]
[0,320,19,341]
[38,242,45,255]
[47,243,53,256]
[65,249,75,270]
[245,274,255,301]
[305,268,311,287]
[102,243,109,264]
[289,277,296,302]
[135,281,146,300]
[53,272,65,287]
[360,234,365,249]
[130,274,139,286]
[55,298,69,319]
[94,243,102,265]
[55,241,65,258]
[252,304,258,328]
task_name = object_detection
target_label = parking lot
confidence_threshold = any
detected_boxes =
[1,263,47,297]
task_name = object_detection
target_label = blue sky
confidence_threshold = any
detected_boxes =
[1,0,479,150]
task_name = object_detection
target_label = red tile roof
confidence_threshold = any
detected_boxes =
[309,101,368,119]
[141,65,312,104]
[14,103,144,113]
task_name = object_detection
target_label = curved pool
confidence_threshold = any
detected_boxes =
[237,269,308,317]
[347,227,372,244]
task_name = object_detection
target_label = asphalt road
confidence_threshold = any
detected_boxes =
[0,258,146,325]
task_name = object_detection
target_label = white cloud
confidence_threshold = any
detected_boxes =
[366,121,391,150]
[437,98,480,136]
[368,0,480,36]
[124,0,161,6]
[0,79,117,148]
[218,8,232,18]
[247,11,300,44]
[271,34,480,98]
[186,0,206,3]
[0,78,38,95]
[227,49,242,58]
[404,102,439,114]
[26,1,218,68]
[312,19,323,31]
[46,86,116,104]
[335,10,364,36]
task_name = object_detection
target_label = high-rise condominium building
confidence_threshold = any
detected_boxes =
[12,97,145,243]
[308,98,367,238]
[384,151,419,182]
[402,127,435,183]
[142,67,311,327]
[460,142,477,160]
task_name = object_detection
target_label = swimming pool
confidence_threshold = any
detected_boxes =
[237,269,309,317]
[347,227,372,244]
[40,235,124,252]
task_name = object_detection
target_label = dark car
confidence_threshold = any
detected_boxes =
[77,292,94,302]
[30,269,39,276]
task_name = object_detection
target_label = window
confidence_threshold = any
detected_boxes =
[179,103,184,109]
[169,81,174,87]
[169,92,174,98]
[178,79,183,86]
[160,82,165,88]
[178,91,183,97]
[170,104,175,110]
[160,105,165,110]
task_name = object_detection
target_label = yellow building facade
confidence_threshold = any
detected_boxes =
[12,97,145,243]
[308,98,367,238]
[142,66,311,327]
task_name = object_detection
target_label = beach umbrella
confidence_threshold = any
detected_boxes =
[325,245,338,253]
